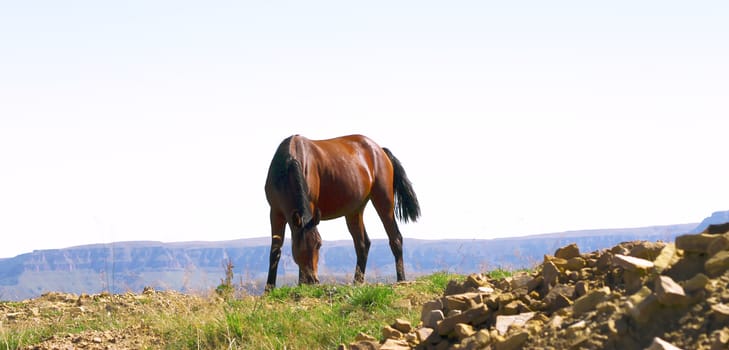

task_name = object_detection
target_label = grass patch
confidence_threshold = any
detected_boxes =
[175,282,426,349]
[2,269,518,349]
[346,284,394,310]
[265,283,341,302]
[488,267,533,280]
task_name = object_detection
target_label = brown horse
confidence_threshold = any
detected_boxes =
[264,134,420,290]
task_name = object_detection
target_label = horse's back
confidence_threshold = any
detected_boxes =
[299,134,378,152]
[291,134,392,219]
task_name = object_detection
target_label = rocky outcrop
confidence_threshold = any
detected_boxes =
[343,223,729,350]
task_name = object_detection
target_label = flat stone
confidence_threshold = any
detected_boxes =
[421,299,443,322]
[565,256,586,270]
[495,312,535,335]
[497,293,516,309]
[613,254,654,271]
[392,318,412,333]
[454,323,476,339]
[705,251,729,277]
[526,276,543,292]
[463,303,491,326]
[445,293,482,312]
[574,280,589,298]
[645,337,684,350]
[555,243,580,259]
[380,338,410,350]
[347,340,380,350]
[423,309,444,329]
[653,243,677,272]
[551,257,569,270]
[382,326,402,340]
[479,286,495,294]
[573,287,611,316]
[493,330,529,350]
[682,273,710,292]
[502,300,523,315]
[542,261,560,289]
[437,312,470,336]
[676,233,716,253]
[707,233,729,257]
[629,241,666,260]
[628,286,652,305]
[415,327,433,343]
[654,276,687,306]
[509,272,532,291]
[543,284,574,311]
[596,251,613,272]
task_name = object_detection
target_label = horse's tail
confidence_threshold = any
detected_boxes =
[383,148,421,223]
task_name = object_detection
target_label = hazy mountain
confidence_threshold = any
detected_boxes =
[688,210,729,233]
[0,222,704,301]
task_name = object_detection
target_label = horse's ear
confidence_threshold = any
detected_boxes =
[292,211,303,228]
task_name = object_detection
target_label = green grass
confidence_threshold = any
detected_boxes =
[487,267,533,280]
[2,269,526,349]
[417,271,466,293]
[187,283,409,349]
[346,284,395,310]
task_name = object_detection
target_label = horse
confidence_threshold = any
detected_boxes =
[264,134,420,290]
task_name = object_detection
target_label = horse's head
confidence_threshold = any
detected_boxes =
[290,208,322,284]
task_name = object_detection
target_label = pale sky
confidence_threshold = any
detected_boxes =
[1,1,728,258]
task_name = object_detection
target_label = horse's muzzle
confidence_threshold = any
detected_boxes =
[298,268,320,285]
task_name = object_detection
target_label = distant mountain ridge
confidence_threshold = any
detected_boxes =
[689,210,729,233]
[0,218,711,301]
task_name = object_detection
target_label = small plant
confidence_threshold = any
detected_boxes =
[346,284,395,310]
[215,260,235,300]
[488,267,534,280]
[427,271,464,292]
[488,267,513,280]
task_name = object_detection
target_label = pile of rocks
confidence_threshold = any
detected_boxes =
[344,223,729,350]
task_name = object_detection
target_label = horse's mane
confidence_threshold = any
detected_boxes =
[268,136,313,223]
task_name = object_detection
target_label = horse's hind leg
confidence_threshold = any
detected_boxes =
[346,210,371,284]
[371,192,406,282]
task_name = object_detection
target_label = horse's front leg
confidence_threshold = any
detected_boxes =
[346,212,370,284]
[265,210,287,292]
